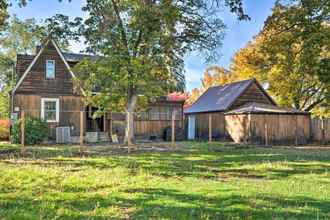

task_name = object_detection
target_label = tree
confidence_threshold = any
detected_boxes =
[0,0,71,28]
[231,1,330,113]
[75,0,248,146]
[187,65,237,104]
[0,0,9,27]
[187,88,201,105]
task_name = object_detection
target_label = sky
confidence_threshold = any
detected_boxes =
[9,0,276,92]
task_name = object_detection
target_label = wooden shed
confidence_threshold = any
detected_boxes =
[225,102,311,145]
[185,78,277,140]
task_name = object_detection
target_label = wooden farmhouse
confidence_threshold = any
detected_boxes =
[185,78,311,145]
[11,39,184,143]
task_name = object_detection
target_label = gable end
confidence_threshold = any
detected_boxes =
[12,39,81,95]
[227,80,277,110]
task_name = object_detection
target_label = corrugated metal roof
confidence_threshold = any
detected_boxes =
[226,102,309,115]
[185,78,255,114]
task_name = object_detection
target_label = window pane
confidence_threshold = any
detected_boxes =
[45,101,56,111]
[149,107,159,120]
[46,60,55,79]
[43,100,57,121]
[45,111,56,121]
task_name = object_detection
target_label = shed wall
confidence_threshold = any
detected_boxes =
[193,112,229,140]
[225,113,311,145]
[311,118,330,143]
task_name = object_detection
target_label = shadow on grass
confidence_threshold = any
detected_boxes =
[1,142,330,219]
[1,143,330,181]
[1,187,329,220]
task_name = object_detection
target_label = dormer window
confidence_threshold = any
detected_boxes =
[46,60,55,79]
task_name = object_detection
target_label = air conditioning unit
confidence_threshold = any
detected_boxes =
[56,127,71,144]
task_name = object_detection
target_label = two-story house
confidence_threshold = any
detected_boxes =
[11,39,184,142]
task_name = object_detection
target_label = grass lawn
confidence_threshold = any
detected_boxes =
[0,142,330,220]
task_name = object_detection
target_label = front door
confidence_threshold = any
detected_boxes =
[188,115,196,140]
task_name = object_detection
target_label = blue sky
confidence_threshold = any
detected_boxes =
[9,0,276,91]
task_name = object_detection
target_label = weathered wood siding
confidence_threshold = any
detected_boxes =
[110,101,184,139]
[225,113,311,145]
[16,54,34,80]
[15,41,79,95]
[225,114,249,143]
[311,118,330,143]
[13,94,84,138]
[229,83,274,110]
[194,112,229,140]
[111,120,183,139]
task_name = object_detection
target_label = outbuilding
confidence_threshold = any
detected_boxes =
[185,78,311,145]
[225,102,311,145]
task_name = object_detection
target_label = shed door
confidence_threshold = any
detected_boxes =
[188,115,196,140]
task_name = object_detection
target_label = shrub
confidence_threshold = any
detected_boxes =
[11,117,48,145]
[0,119,10,140]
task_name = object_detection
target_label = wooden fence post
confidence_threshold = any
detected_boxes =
[109,112,113,136]
[265,122,268,146]
[127,112,132,153]
[321,118,325,145]
[80,111,84,151]
[103,113,106,132]
[295,115,298,146]
[20,110,25,155]
[208,114,212,143]
[248,114,252,144]
[171,110,175,147]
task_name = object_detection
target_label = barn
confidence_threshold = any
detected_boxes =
[185,78,311,145]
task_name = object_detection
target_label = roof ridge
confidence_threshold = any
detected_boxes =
[63,52,95,56]
[205,78,255,90]
[222,78,255,87]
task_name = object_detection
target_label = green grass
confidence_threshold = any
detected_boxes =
[0,142,330,220]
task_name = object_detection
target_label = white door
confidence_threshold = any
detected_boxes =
[188,115,196,140]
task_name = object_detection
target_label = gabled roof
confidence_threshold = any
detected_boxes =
[185,78,276,114]
[12,39,83,95]
[16,52,97,65]
[225,102,309,115]
[63,52,98,62]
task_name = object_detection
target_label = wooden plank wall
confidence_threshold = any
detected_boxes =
[225,114,249,143]
[13,94,84,138]
[250,114,311,145]
[111,120,183,139]
[311,118,330,143]
[229,83,274,110]
[16,41,79,95]
[195,112,229,140]
[225,114,311,145]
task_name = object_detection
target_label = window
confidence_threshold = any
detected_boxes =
[149,107,160,120]
[41,98,59,122]
[46,60,55,79]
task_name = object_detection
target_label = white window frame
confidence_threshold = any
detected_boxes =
[41,98,59,123]
[46,60,55,79]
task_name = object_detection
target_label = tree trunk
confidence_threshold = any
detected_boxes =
[125,93,137,152]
